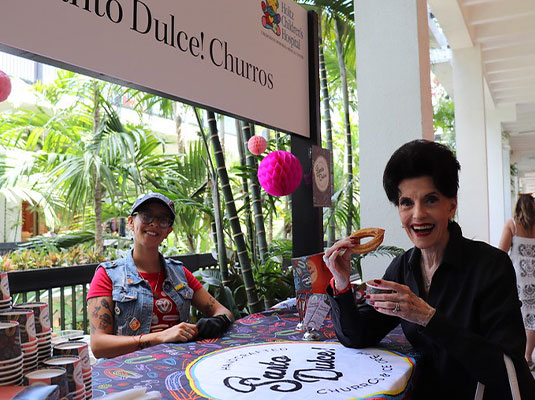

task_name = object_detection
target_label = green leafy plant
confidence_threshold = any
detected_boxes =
[350,245,405,282]
[252,239,294,309]
[1,238,111,271]
[192,267,244,320]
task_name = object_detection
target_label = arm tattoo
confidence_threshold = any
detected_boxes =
[88,298,97,333]
[204,297,216,315]
[98,313,112,330]
[101,298,112,313]
[88,297,114,333]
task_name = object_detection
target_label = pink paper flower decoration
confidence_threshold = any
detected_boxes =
[258,150,303,196]
[247,135,268,155]
[0,71,11,103]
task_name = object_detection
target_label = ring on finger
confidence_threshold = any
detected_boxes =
[392,303,401,313]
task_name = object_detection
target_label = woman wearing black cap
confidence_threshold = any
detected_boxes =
[87,192,233,359]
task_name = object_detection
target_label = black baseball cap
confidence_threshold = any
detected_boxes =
[130,193,176,220]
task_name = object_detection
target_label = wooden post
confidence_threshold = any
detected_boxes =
[291,10,323,258]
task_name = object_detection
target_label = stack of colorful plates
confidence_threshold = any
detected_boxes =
[0,297,11,312]
[13,302,51,365]
[53,340,92,399]
[43,355,85,400]
[0,309,37,373]
[0,272,11,311]
[0,321,23,387]
[84,370,92,399]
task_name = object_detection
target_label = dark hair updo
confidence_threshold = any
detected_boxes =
[382,140,460,205]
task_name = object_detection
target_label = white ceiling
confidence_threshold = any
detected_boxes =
[428,0,535,191]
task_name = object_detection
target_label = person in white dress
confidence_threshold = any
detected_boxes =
[499,193,535,370]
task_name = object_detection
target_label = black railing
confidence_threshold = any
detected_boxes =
[0,241,23,256]
[7,253,218,334]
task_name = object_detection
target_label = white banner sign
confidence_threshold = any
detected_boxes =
[186,342,414,399]
[0,0,310,138]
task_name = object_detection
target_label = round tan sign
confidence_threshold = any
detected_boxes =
[313,155,329,192]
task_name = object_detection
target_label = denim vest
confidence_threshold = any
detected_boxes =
[100,250,194,335]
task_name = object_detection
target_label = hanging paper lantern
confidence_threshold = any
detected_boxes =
[247,135,268,155]
[258,150,303,196]
[0,71,11,103]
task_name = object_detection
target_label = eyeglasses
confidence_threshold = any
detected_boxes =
[133,211,174,229]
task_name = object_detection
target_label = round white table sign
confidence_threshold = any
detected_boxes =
[186,341,414,399]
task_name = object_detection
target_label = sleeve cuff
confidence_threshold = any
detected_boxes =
[330,277,352,296]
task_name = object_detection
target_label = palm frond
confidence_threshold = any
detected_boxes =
[297,0,354,20]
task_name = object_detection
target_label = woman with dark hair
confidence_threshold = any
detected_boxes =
[499,194,535,370]
[87,193,233,359]
[324,140,535,399]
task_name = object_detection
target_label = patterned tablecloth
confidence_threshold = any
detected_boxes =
[91,309,418,399]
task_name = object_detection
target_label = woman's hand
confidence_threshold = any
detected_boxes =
[324,236,359,291]
[366,279,436,326]
[157,322,199,343]
[196,315,232,338]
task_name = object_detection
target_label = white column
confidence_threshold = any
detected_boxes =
[502,141,512,220]
[486,111,505,246]
[356,0,433,281]
[486,103,515,246]
[0,194,22,242]
[452,46,489,242]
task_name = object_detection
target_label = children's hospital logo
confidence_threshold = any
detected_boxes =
[260,1,304,53]
[261,0,281,36]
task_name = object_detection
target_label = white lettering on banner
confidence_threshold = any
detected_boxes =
[185,342,415,399]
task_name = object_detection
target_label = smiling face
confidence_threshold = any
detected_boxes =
[306,259,318,284]
[128,201,174,250]
[397,176,457,254]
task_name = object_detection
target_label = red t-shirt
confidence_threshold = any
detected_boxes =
[87,265,203,333]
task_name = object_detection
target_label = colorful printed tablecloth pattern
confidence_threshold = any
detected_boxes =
[91,309,417,399]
